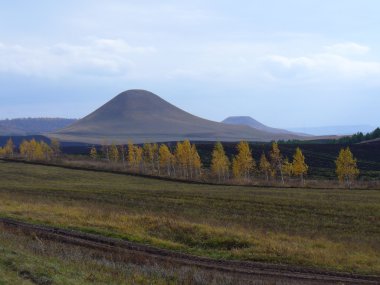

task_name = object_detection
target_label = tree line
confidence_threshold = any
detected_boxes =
[281,127,380,145]
[336,127,380,144]
[0,137,360,188]
[90,140,202,179]
[0,138,61,161]
[89,140,360,187]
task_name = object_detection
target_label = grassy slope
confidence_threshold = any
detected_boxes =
[0,161,379,274]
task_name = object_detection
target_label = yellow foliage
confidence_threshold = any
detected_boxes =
[143,143,159,173]
[109,144,119,162]
[127,142,143,171]
[3,138,14,157]
[18,139,52,161]
[211,142,230,182]
[175,140,202,179]
[90,146,98,160]
[292,147,308,183]
[282,157,293,178]
[232,141,255,180]
[259,152,271,181]
[336,147,359,188]
[159,144,174,176]
[270,142,284,183]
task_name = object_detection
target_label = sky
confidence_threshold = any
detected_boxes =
[0,0,379,128]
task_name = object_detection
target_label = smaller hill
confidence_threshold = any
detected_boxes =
[222,116,299,136]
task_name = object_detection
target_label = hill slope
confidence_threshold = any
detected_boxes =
[52,89,307,144]
[222,116,298,135]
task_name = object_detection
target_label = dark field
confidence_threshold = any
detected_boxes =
[0,161,379,276]
[196,142,380,179]
[59,141,380,180]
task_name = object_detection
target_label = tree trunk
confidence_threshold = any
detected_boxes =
[279,167,284,184]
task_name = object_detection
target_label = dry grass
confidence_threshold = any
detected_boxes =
[0,225,305,285]
[0,161,379,275]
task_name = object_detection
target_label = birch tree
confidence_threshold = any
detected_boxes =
[336,147,359,188]
[232,141,255,180]
[211,142,230,182]
[292,147,308,184]
[270,142,284,184]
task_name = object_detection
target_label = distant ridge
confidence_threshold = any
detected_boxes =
[222,116,299,136]
[289,125,376,136]
[0,124,25,136]
[51,89,308,144]
[0,118,77,135]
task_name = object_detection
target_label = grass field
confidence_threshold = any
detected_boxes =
[1,225,260,285]
[0,161,379,276]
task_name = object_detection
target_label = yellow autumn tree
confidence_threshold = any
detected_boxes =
[143,143,159,174]
[119,145,127,168]
[32,140,45,160]
[211,142,230,182]
[19,140,29,159]
[270,142,284,184]
[90,146,98,160]
[134,146,143,172]
[3,138,14,158]
[336,147,359,188]
[191,144,202,178]
[109,144,119,163]
[174,140,201,179]
[232,141,255,180]
[127,141,136,169]
[259,152,271,181]
[40,141,53,160]
[292,147,308,184]
[19,139,45,161]
[159,144,174,176]
[177,141,187,177]
[282,157,293,181]
[175,141,190,178]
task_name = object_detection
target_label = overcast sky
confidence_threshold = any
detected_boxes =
[0,0,379,128]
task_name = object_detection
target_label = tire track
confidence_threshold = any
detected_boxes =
[0,218,378,284]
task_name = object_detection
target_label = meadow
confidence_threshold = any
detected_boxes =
[0,160,379,277]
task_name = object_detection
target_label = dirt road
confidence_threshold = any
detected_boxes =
[0,218,378,284]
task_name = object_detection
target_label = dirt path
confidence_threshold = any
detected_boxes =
[0,218,378,284]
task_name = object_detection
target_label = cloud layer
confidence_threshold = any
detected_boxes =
[1,38,379,86]
[0,39,156,78]
[266,43,380,82]
[1,1,379,126]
